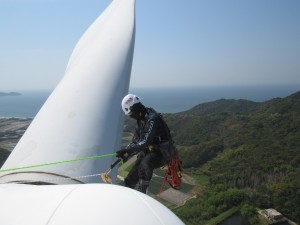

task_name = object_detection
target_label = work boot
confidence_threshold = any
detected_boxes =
[136,179,150,194]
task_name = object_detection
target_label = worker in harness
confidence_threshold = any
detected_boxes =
[116,94,177,194]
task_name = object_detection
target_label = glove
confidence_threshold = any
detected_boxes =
[116,148,135,160]
[116,149,128,160]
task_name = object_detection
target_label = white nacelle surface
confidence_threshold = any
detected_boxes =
[0,184,185,225]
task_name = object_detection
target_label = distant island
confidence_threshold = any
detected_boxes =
[0,92,21,97]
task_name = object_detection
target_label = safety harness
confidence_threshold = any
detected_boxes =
[158,154,183,196]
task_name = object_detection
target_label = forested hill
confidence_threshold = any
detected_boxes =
[165,91,300,166]
[160,91,300,224]
[180,98,260,115]
[180,91,300,116]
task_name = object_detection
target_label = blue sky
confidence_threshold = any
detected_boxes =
[0,0,299,91]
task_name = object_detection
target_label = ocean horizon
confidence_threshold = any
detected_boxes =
[0,85,299,118]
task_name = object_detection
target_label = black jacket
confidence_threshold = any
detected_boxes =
[128,108,171,153]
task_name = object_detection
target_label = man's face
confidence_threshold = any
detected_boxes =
[128,103,144,121]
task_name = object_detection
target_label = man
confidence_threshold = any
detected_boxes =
[116,94,175,193]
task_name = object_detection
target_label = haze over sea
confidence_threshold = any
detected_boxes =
[0,85,299,118]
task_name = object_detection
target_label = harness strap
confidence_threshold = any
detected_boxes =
[157,155,182,197]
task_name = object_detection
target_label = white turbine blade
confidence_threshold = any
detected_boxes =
[0,0,135,184]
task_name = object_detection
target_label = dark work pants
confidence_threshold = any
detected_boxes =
[124,151,165,189]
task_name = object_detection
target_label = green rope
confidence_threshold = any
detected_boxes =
[121,159,124,177]
[0,153,116,173]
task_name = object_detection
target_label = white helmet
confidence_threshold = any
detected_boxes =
[121,94,141,115]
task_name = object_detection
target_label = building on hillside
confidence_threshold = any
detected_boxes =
[263,208,286,224]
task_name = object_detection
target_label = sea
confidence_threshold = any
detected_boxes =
[0,85,299,118]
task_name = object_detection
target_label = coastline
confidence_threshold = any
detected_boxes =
[0,118,32,154]
[0,85,299,117]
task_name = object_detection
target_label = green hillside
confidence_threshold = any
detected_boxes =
[159,91,300,224]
